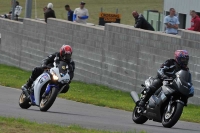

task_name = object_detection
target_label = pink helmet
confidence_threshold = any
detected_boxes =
[174,50,189,67]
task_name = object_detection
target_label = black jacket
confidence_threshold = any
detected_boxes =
[44,8,56,23]
[68,10,74,21]
[42,52,75,80]
[134,14,155,31]
[157,59,190,80]
[157,59,194,97]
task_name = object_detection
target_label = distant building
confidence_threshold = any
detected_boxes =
[143,10,163,31]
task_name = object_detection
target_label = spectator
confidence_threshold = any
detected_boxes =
[164,8,179,35]
[0,1,22,21]
[132,11,155,31]
[65,5,74,21]
[43,6,47,12]
[187,10,200,32]
[44,3,56,23]
[73,1,89,24]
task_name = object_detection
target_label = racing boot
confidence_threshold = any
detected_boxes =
[42,84,51,99]
[21,78,34,99]
[138,90,153,112]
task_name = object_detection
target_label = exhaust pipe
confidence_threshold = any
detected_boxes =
[130,91,139,103]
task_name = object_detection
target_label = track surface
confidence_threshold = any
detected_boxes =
[0,86,200,133]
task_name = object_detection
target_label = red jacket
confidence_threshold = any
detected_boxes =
[187,15,200,32]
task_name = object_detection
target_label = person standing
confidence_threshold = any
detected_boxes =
[132,11,155,31]
[44,3,56,23]
[0,1,22,20]
[73,1,89,24]
[187,10,200,32]
[65,5,74,21]
[164,8,180,35]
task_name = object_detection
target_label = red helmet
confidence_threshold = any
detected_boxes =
[174,50,189,67]
[60,45,72,61]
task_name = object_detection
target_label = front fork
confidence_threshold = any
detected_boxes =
[167,96,173,113]
[43,83,59,97]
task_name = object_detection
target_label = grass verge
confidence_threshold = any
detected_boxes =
[0,116,147,133]
[0,64,200,123]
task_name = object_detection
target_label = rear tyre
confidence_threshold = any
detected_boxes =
[162,102,184,128]
[39,87,58,112]
[19,92,31,109]
[132,106,148,124]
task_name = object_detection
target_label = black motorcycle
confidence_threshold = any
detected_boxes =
[130,70,194,128]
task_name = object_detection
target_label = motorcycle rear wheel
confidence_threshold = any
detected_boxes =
[19,92,31,109]
[132,106,148,124]
[39,87,58,112]
[162,102,184,128]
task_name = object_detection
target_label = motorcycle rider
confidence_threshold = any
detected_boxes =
[139,50,194,111]
[22,45,75,102]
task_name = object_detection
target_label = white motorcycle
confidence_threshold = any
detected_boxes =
[19,60,70,111]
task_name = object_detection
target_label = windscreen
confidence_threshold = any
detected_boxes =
[57,61,68,74]
[172,70,191,96]
[177,70,190,83]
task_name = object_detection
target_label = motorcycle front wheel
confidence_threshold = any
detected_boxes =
[39,87,59,112]
[132,106,148,124]
[19,92,31,109]
[162,102,184,128]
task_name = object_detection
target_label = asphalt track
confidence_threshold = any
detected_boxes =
[0,86,200,133]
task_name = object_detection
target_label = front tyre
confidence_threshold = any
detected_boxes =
[40,87,58,112]
[19,92,31,109]
[132,106,148,124]
[162,102,184,128]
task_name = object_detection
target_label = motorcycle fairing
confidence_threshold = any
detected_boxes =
[143,85,175,122]
[33,72,51,105]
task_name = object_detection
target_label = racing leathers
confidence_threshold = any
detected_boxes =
[139,59,194,109]
[23,52,75,94]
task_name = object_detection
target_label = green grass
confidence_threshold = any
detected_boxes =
[0,0,163,25]
[0,116,147,133]
[0,64,200,124]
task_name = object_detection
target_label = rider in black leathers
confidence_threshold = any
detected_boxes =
[22,45,75,97]
[139,50,194,111]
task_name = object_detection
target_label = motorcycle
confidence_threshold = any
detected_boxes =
[130,70,194,128]
[19,60,70,112]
